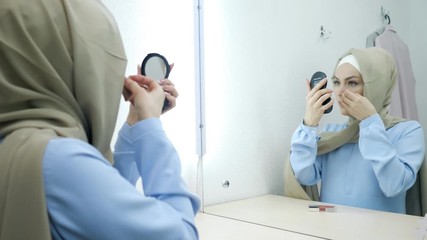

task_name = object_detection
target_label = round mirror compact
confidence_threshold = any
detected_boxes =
[141,53,171,111]
[141,53,170,81]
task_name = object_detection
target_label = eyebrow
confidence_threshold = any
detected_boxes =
[331,75,360,81]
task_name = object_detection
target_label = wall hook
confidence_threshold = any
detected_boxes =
[320,26,332,39]
[381,6,391,25]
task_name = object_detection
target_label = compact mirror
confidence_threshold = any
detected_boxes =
[141,53,170,81]
[141,53,171,110]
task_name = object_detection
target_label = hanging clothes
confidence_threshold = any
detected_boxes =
[366,24,426,216]
[366,27,384,48]
[375,25,419,120]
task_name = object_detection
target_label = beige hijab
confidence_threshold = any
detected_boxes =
[0,0,127,239]
[285,47,406,200]
[317,47,405,154]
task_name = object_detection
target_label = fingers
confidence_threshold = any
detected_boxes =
[124,76,165,120]
[124,77,142,93]
[321,96,334,111]
[308,88,332,106]
[130,63,178,115]
[339,90,376,120]
[123,78,142,104]
[303,86,333,126]
[315,78,328,91]
[137,64,141,75]
[307,78,328,98]
[124,75,163,104]
[159,79,179,98]
[164,92,176,104]
[305,79,311,93]
[317,92,333,106]
[122,77,131,101]
[162,92,177,113]
[128,74,159,91]
[340,90,361,107]
[160,79,177,113]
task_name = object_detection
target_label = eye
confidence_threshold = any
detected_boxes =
[332,80,340,87]
[347,80,359,87]
[348,80,358,87]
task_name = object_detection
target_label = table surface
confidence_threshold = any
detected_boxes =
[196,213,324,240]
[198,194,425,240]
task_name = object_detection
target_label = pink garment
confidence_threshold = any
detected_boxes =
[371,25,426,216]
[375,25,419,120]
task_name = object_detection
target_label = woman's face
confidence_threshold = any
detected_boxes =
[332,63,364,116]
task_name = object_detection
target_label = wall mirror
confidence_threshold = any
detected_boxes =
[102,0,427,230]
[201,0,427,222]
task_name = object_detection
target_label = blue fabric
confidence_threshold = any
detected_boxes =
[43,118,200,240]
[290,114,425,213]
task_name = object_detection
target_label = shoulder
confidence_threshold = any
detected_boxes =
[390,120,422,131]
[389,120,423,136]
[43,138,118,199]
[46,138,104,158]
[43,138,112,172]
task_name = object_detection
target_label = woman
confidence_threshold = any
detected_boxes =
[0,0,199,239]
[286,47,425,213]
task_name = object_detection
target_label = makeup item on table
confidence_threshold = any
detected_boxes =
[308,204,336,212]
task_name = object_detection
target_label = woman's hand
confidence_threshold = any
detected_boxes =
[124,64,179,125]
[123,75,165,125]
[159,63,178,113]
[339,90,376,120]
[303,78,334,127]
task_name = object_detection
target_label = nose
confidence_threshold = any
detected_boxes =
[334,84,345,97]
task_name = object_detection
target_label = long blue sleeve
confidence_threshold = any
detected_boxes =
[113,122,139,185]
[290,114,425,213]
[289,122,322,186]
[359,114,425,197]
[43,118,200,240]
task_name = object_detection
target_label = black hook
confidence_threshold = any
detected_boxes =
[381,6,391,25]
[384,13,391,24]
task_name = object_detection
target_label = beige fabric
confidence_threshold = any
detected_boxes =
[317,48,406,155]
[421,160,427,215]
[0,0,127,239]
[284,158,319,201]
[284,48,406,201]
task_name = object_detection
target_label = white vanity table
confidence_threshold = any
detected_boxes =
[196,213,321,240]
[196,195,425,240]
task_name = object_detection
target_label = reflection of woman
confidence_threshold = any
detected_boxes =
[0,0,199,239]
[287,47,425,214]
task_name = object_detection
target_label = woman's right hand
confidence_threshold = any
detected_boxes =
[123,75,165,125]
[303,78,334,127]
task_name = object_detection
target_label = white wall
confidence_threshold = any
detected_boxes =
[411,0,427,154]
[202,0,427,205]
[410,0,427,208]
[100,0,200,192]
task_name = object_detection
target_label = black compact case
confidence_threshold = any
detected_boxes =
[141,53,171,111]
[310,71,332,114]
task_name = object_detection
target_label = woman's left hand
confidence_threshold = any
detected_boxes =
[340,90,377,120]
[159,63,178,113]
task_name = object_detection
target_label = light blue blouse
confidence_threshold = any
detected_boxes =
[290,114,425,213]
[43,118,200,239]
